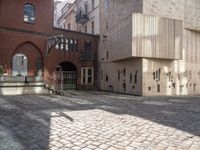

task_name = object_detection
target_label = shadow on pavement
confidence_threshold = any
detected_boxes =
[0,91,200,149]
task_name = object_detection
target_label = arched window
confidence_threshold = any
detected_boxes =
[69,39,74,51]
[55,42,59,50]
[65,39,69,51]
[60,38,64,50]
[74,40,78,51]
[24,4,35,24]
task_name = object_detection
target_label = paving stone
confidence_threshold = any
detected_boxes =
[0,92,200,150]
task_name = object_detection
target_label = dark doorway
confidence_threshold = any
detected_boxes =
[57,62,77,90]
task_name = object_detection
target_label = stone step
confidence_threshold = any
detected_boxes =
[0,82,45,87]
[0,81,51,95]
[0,86,50,95]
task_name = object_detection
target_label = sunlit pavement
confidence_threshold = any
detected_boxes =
[0,91,200,150]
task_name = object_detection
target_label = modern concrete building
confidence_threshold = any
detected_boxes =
[99,0,200,96]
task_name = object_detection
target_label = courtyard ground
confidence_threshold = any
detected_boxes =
[0,91,200,150]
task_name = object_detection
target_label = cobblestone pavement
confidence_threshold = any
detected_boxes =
[0,91,200,150]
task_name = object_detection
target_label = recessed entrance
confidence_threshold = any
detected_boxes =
[56,62,77,90]
[12,53,28,76]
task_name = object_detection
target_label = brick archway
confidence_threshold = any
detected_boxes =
[13,41,44,76]
[12,53,28,76]
[56,61,77,90]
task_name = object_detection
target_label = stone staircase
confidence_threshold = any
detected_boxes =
[0,76,50,95]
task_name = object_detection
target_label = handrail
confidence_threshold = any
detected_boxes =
[43,74,60,92]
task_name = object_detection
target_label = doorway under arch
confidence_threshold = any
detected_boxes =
[12,53,28,76]
[56,62,77,90]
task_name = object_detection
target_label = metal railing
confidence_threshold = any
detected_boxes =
[0,76,43,83]
[43,74,60,92]
[43,71,77,94]
[76,10,89,24]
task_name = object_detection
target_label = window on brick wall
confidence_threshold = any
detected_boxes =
[65,39,69,51]
[74,40,78,51]
[69,39,74,50]
[24,4,35,24]
[81,68,94,85]
[60,38,64,50]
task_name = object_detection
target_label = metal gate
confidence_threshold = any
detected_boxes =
[56,71,77,91]
[12,54,28,76]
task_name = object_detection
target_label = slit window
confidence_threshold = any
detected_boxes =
[134,71,137,84]
[130,73,132,83]
[157,84,160,92]
[118,70,120,81]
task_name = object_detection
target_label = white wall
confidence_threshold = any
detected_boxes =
[54,1,68,27]
[76,0,100,34]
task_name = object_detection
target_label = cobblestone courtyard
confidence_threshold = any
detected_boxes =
[0,91,200,150]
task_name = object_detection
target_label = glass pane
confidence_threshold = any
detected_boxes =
[83,69,86,76]
[24,4,35,23]
[88,77,92,84]
[88,69,92,76]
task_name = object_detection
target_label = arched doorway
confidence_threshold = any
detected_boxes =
[13,41,44,76]
[56,62,77,90]
[12,53,28,76]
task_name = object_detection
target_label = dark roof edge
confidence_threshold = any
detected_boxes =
[53,27,100,38]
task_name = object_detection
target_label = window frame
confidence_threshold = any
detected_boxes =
[81,67,94,85]
[24,3,36,24]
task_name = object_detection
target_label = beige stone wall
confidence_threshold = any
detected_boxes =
[184,0,200,31]
[100,0,183,61]
[132,13,182,60]
[142,59,200,96]
[99,0,200,96]
[183,29,200,63]
[100,0,143,35]
[142,29,200,96]
[143,0,184,20]
[99,0,143,61]
[100,59,143,96]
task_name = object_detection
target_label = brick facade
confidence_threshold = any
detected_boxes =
[0,0,98,90]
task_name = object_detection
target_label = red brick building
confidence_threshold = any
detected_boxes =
[0,0,98,91]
